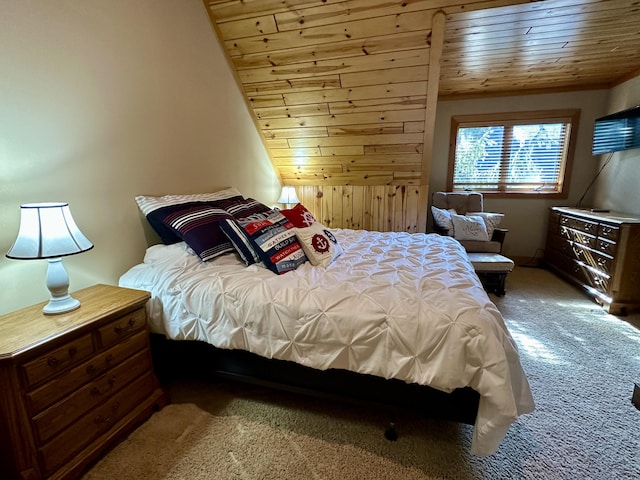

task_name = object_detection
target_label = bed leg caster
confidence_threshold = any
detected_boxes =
[384,422,398,441]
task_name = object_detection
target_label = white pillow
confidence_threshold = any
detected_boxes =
[295,222,343,267]
[431,206,458,236]
[466,212,504,239]
[451,214,489,241]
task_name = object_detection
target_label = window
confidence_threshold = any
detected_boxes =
[448,109,580,198]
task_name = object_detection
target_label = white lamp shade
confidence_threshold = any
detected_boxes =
[6,202,93,260]
[277,186,300,205]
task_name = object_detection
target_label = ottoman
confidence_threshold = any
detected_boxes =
[467,252,515,296]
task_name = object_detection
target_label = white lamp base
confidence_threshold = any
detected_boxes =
[43,258,81,315]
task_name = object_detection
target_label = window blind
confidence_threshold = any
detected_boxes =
[452,120,571,194]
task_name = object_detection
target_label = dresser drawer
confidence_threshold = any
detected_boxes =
[580,263,610,294]
[561,215,599,235]
[560,226,596,248]
[32,349,152,445]
[98,307,147,348]
[596,238,617,257]
[21,334,94,389]
[39,372,155,476]
[570,244,613,275]
[598,223,620,241]
[26,329,150,414]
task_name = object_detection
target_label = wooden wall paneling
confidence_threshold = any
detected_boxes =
[288,133,425,149]
[254,104,330,120]
[239,49,430,85]
[329,95,427,115]
[321,187,333,227]
[283,82,428,106]
[351,186,364,230]
[259,109,426,130]
[232,31,430,70]
[216,14,278,39]
[224,11,435,56]
[284,185,428,233]
[245,76,342,97]
[209,0,531,23]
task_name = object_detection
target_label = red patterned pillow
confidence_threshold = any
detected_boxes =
[279,203,316,228]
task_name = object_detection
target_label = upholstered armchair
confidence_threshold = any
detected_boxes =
[430,191,507,254]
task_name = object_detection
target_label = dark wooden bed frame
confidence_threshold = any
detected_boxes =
[150,334,480,433]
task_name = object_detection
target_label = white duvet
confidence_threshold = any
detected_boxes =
[119,228,534,455]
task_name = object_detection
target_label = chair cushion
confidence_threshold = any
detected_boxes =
[432,191,483,214]
[458,239,502,254]
[467,253,514,272]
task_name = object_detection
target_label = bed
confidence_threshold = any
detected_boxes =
[119,196,534,456]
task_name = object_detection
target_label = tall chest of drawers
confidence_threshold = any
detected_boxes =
[544,207,640,314]
[0,284,166,479]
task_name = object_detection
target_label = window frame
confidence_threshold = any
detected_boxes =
[447,109,581,199]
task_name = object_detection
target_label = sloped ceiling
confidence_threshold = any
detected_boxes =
[203,0,640,187]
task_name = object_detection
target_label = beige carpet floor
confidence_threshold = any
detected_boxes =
[83,267,640,480]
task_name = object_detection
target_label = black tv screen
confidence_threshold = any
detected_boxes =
[592,105,640,155]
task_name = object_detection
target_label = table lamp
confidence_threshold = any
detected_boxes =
[6,202,94,315]
[277,186,300,209]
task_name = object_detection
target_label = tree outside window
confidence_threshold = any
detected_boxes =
[448,110,580,198]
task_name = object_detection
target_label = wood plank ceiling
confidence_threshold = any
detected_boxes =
[204,0,640,188]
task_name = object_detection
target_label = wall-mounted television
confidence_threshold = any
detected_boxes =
[592,105,640,155]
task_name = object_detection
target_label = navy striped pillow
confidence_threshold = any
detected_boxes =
[217,197,272,219]
[162,205,235,261]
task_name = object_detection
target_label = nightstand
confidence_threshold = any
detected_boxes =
[0,284,167,480]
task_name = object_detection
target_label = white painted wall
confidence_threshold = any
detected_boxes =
[0,0,280,314]
[430,90,610,260]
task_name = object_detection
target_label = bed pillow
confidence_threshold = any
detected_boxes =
[279,203,317,228]
[466,212,504,239]
[431,206,458,236]
[451,214,490,242]
[295,222,342,267]
[217,197,272,219]
[161,205,235,261]
[225,210,308,274]
[135,187,244,244]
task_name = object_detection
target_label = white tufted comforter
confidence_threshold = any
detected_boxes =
[119,229,534,455]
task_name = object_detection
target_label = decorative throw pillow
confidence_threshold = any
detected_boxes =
[279,203,317,228]
[466,212,504,239]
[295,222,342,267]
[431,206,458,236]
[161,205,235,261]
[135,187,244,244]
[219,212,271,266]
[223,211,308,274]
[451,214,490,241]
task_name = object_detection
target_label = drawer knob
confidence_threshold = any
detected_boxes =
[90,375,117,396]
[114,318,136,335]
[94,401,120,425]
[47,357,60,367]
[86,355,114,375]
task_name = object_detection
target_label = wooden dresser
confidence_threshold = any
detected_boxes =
[0,284,166,480]
[544,206,640,314]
